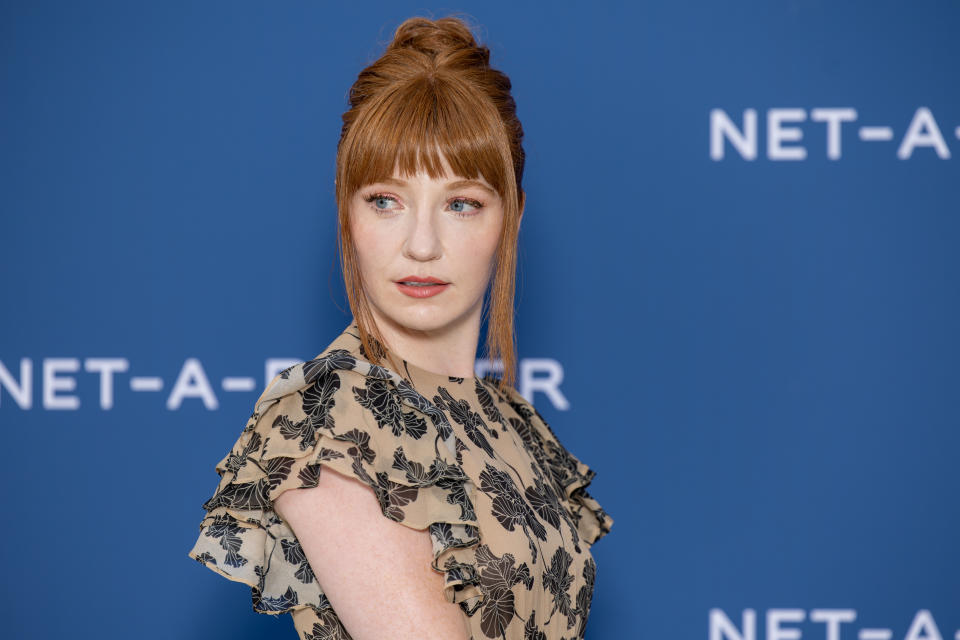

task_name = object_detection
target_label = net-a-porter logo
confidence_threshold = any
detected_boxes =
[710,608,955,640]
[0,356,571,411]
[710,107,957,160]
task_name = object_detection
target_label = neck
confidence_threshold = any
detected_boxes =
[364,303,483,379]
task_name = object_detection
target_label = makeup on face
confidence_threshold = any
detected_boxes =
[394,275,450,298]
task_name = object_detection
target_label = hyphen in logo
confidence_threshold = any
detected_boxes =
[0,357,571,411]
[710,108,957,160]
[709,608,955,640]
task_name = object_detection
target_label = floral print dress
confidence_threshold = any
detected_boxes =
[188,321,613,639]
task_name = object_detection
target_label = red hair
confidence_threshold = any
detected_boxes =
[334,14,526,390]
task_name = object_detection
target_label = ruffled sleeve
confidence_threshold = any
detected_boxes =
[497,383,614,547]
[187,361,485,627]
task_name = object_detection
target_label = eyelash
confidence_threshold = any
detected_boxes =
[362,192,484,218]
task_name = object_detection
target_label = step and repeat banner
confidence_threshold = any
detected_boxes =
[1,1,957,638]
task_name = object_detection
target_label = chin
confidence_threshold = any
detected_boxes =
[390,310,459,333]
[372,300,470,334]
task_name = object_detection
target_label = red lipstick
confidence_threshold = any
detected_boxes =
[395,275,449,298]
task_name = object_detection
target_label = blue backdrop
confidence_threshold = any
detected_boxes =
[2,1,958,638]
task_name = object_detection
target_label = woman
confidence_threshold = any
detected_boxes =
[188,15,613,640]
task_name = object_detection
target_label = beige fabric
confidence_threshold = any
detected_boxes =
[188,321,612,639]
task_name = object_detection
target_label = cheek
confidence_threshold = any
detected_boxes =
[350,217,392,273]
[478,212,504,260]
[453,221,501,273]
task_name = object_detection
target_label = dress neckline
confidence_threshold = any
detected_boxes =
[393,351,478,388]
[342,321,479,387]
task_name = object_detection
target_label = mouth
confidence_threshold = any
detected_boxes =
[395,276,450,298]
[395,276,449,285]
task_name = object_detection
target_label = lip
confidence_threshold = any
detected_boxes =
[395,275,450,299]
[396,275,448,284]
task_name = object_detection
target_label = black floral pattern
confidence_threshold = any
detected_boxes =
[434,386,499,455]
[202,514,247,568]
[281,537,316,584]
[475,543,533,637]
[188,321,612,639]
[479,461,548,563]
[354,378,428,440]
[542,547,575,629]
[475,378,506,430]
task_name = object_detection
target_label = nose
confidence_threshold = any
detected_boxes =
[401,205,443,262]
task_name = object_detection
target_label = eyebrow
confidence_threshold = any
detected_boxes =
[377,177,498,198]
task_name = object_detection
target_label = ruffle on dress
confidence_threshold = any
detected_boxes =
[495,383,614,548]
[187,349,487,621]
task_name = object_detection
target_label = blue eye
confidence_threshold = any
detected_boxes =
[449,197,483,217]
[363,193,399,214]
[362,193,484,218]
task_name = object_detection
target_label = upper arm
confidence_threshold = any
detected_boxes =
[274,465,471,640]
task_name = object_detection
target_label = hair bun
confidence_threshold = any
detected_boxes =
[387,16,489,65]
